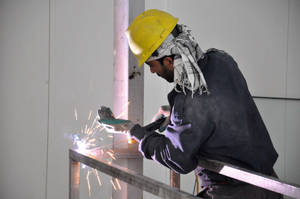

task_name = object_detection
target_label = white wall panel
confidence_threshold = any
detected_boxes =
[143,159,170,199]
[145,0,169,10]
[169,0,288,98]
[254,98,286,179]
[0,1,49,199]
[285,100,300,184]
[287,0,300,98]
[180,172,199,195]
[47,0,114,198]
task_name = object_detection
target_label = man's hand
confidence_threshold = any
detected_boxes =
[152,105,171,132]
[98,106,134,134]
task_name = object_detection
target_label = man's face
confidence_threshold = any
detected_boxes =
[146,57,174,83]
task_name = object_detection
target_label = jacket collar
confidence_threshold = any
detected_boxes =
[167,53,208,106]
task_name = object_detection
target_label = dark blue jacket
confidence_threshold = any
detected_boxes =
[130,49,278,186]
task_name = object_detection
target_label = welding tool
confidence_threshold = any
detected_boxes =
[97,106,167,133]
[97,106,132,134]
[98,106,130,125]
[144,117,167,132]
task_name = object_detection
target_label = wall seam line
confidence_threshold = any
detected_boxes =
[45,0,51,198]
[284,0,291,181]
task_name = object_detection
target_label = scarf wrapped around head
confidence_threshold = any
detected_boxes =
[147,24,209,96]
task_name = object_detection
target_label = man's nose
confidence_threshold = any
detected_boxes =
[150,68,156,74]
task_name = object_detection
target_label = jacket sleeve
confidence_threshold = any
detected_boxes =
[130,94,215,174]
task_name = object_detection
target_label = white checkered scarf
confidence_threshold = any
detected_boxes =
[147,24,209,96]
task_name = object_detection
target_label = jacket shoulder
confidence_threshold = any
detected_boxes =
[206,48,233,59]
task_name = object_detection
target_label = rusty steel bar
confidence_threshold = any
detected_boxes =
[69,158,80,199]
[170,170,180,189]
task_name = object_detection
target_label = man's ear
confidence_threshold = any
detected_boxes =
[163,56,174,69]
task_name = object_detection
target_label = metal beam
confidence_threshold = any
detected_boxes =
[69,149,198,199]
[253,95,300,101]
[69,149,300,199]
[198,158,300,198]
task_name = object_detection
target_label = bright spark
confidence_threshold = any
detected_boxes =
[84,125,88,134]
[93,169,102,186]
[106,151,116,160]
[76,139,89,154]
[115,179,122,190]
[87,171,91,197]
[110,179,117,191]
[74,108,78,120]
[88,110,93,120]
[89,138,96,143]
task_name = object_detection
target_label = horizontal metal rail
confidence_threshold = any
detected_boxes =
[69,149,198,199]
[198,158,300,198]
[253,95,300,101]
[69,149,300,199]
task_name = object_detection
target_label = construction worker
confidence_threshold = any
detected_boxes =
[101,9,282,198]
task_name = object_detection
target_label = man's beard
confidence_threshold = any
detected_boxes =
[159,64,174,83]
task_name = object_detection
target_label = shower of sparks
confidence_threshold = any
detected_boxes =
[110,179,117,191]
[115,179,122,190]
[71,103,132,196]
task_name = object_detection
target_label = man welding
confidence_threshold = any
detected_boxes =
[99,9,282,198]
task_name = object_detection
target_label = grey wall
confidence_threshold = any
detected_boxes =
[0,0,114,199]
[144,0,300,197]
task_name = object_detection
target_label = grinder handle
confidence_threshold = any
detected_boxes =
[144,117,166,131]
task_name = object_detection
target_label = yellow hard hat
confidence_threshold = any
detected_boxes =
[125,9,178,67]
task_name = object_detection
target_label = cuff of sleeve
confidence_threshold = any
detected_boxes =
[129,124,146,142]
